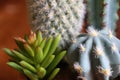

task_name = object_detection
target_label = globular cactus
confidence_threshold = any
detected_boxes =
[4,31,66,80]
[26,0,86,47]
[67,27,120,80]
[66,0,120,80]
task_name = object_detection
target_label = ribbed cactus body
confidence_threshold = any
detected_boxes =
[26,0,86,47]
[87,0,119,31]
[87,0,103,29]
[66,27,120,80]
[103,0,119,31]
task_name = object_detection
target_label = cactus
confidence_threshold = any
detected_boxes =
[87,0,119,31]
[66,0,120,80]
[67,27,120,80]
[26,0,86,47]
[3,0,120,80]
[4,31,66,80]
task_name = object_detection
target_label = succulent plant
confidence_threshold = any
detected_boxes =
[4,31,66,80]
[26,0,86,47]
[87,0,119,31]
[66,0,120,80]
[67,27,120,80]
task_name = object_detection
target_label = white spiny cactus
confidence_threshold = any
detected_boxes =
[27,0,86,47]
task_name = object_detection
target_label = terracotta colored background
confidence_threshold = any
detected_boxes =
[0,0,120,80]
[0,0,30,80]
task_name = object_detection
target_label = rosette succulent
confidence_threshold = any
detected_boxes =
[4,31,66,80]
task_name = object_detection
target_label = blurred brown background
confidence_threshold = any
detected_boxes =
[0,0,30,80]
[0,0,120,80]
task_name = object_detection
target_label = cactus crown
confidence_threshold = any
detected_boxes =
[4,31,66,80]
[67,27,120,79]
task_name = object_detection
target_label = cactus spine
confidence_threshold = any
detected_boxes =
[26,0,86,47]
[4,31,66,80]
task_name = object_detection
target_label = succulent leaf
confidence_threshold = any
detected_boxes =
[36,31,43,45]
[37,67,46,79]
[12,50,34,64]
[7,62,23,72]
[35,47,44,64]
[41,55,55,68]
[3,48,17,59]
[39,38,47,49]
[48,68,60,80]
[47,51,66,74]
[43,36,53,59]
[24,44,35,57]
[23,69,38,80]
[20,61,37,73]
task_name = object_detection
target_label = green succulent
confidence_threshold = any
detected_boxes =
[4,31,66,80]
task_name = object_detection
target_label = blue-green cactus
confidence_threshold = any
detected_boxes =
[87,0,119,31]
[66,27,120,80]
[66,1,120,80]
[103,0,119,32]
[87,0,103,30]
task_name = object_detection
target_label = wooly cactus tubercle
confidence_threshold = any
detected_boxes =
[26,0,86,47]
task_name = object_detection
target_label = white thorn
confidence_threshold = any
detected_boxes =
[111,43,117,51]
[94,47,103,56]
[97,66,112,76]
[72,38,77,43]
[87,27,99,37]
[108,30,113,38]
[61,29,66,34]
[48,11,54,19]
[74,62,82,74]
[79,44,86,52]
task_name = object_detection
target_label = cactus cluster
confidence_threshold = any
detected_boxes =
[4,0,120,80]
[67,27,120,80]
[26,0,86,47]
[4,31,66,80]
